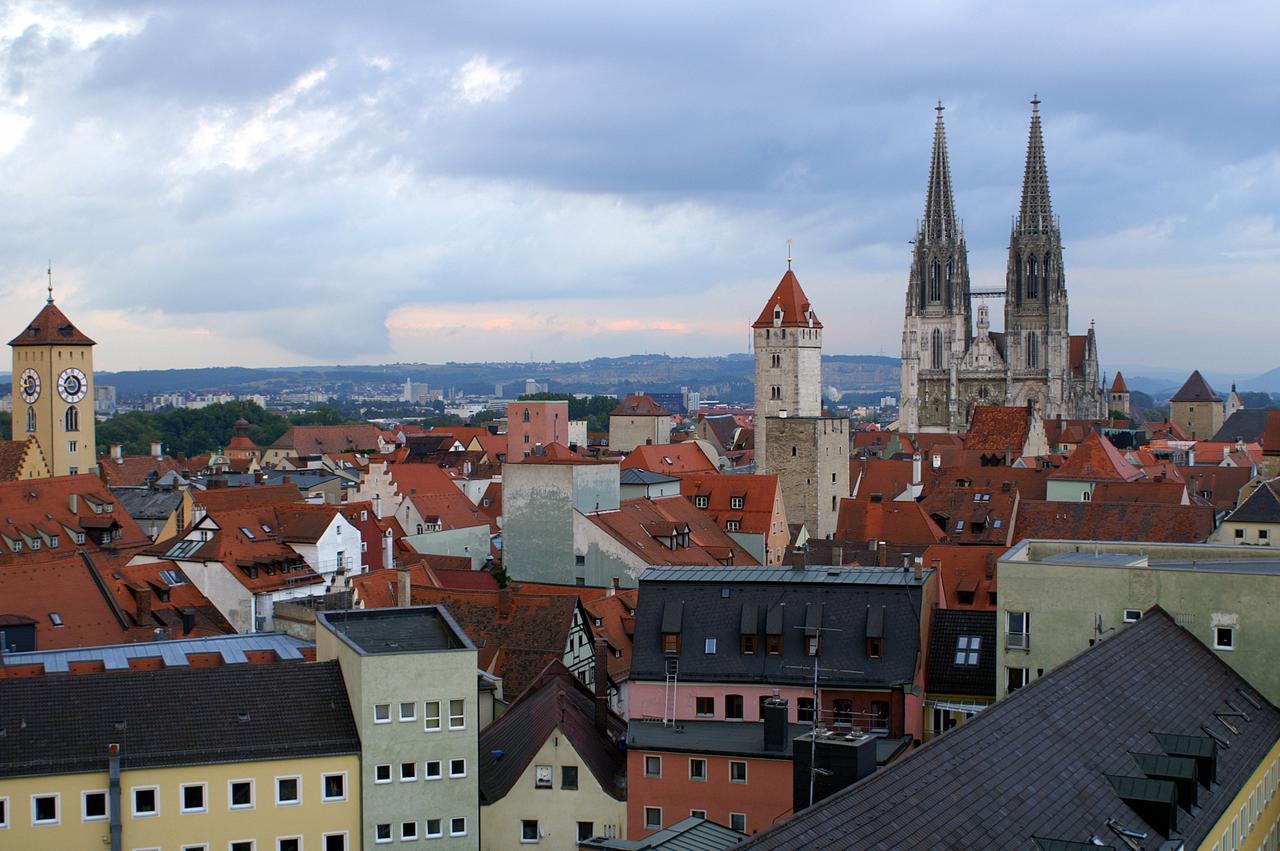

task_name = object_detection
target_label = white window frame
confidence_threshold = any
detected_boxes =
[400,761,418,782]
[32,792,59,825]
[425,819,442,839]
[228,778,255,811]
[730,812,747,834]
[180,781,208,813]
[1006,611,1030,650]
[424,700,441,732]
[521,819,541,844]
[689,758,707,782]
[1007,666,1029,692]
[400,821,418,841]
[374,763,392,784]
[450,816,467,837]
[730,760,748,784]
[644,806,662,830]
[644,755,661,777]
[1123,609,1142,623]
[276,837,303,851]
[229,842,256,851]
[704,637,716,655]
[132,785,159,818]
[0,795,8,828]
[690,809,707,819]
[275,775,302,806]
[374,703,391,723]
[450,758,467,779]
[399,701,416,722]
[321,772,347,803]
[1214,626,1236,650]
[374,823,393,844]
[321,832,348,851]
[82,789,109,821]
[425,760,442,781]
[448,698,466,730]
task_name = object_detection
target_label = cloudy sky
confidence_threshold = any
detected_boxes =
[0,1,1276,374]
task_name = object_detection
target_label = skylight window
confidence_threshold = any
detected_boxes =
[240,527,256,539]
[49,612,64,627]
[954,635,980,665]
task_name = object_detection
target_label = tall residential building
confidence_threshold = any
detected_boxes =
[899,100,1105,433]
[9,286,98,476]
[752,266,847,538]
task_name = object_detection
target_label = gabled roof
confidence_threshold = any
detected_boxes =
[1212,410,1273,443]
[0,474,151,567]
[1178,465,1255,511]
[194,484,301,513]
[836,496,945,547]
[1170,370,1220,403]
[0,661,359,778]
[1012,501,1213,545]
[620,443,716,474]
[1224,479,1280,524]
[612,394,670,417]
[1048,431,1144,482]
[741,609,1280,849]
[925,609,996,698]
[478,660,625,805]
[585,496,758,567]
[585,589,637,683]
[269,423,386,454]
[918,482,1015,546]
[0,438,48,481]
[1110,371,1129,393]
[922,545,1003,611]
[1089,480,1187,505]
[752,268,822,329]
[8,301,95,346]
[851,458,915,500]
[675,472,781,536]
[964,405,1029,453]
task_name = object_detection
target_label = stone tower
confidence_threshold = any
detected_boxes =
[899,102,972,433]
[752,265,847,539]
[10,283,97,476]
[752,263,823,473]
[1109,372,1131,418]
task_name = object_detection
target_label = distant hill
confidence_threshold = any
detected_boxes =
[1243,366,1280,394]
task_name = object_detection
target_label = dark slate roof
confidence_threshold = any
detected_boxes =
[1212,409,1273,442]
[924,609,996,698]
[631,569,928,688]
[318,606,474,655]
[1225,479,1280,524]
[620,468,682,486]
[0,661,359,778]
[740,609,1280,849]
[111,485,184,521]
[627,719,810,759]
[478,660,625,804]
[1170,370,1220,403]
[580,816,745,849]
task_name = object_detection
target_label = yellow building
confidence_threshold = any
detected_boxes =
[1209,480,1280,548]
[0,435,51,481]
[9,287,98,477]
[0,658,361,851]
[1171,370,1225,441]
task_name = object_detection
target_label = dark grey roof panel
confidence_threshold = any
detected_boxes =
[803,602,823,636]
[865,605,884,639]
[739,603,757,635]
[661,601,683,633]
[765,603,783,635]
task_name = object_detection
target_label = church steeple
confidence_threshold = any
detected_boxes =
[1016,96,1054,236]
[922,101,959,245]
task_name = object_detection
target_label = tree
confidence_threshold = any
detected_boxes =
[516,392,617,432]
[0,411,9,441]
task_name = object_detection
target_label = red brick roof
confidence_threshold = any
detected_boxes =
[584,590,637,683]
[1089,480,1187,505]
[8,301,95,346]
[270,424,387,454]
[1179,466,1257,510]
[0,438,46,482]
[194,484,301,513]
[586,496,758,567]
[1110,372,1129,393]
[390,463,491,532]
[1048,431,1144,482]
[478,482,502,526]
[674,472,781,536]
[836,496,945,547]
[964,406,1030,453]
[611,394,670,417]
[851,458,915,500]
[1011,500,1213,544]
[620,443,716,474]
[921,545,1003,611]
[918,484,1016,546]
[97,453,188,487]
[0,475,151,567]
[921,465,1050,501]
[752,268,823,329]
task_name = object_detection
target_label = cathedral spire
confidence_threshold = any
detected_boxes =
[922,100,959,244]
[1017,95,1054,235]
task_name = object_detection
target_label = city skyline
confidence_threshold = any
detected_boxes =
[0,1,1276,372]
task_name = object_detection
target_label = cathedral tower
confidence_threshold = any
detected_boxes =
[900,103,973,432]
[10,281,97,476]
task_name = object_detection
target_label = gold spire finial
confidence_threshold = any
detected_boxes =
[786,239,792,270]
[47,261,53,304]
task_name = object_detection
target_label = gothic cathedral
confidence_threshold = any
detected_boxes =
[899,100,1105,433]
[10,284,98,476]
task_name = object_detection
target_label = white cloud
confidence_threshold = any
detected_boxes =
[451,56,521,105]
[0,1,146,50]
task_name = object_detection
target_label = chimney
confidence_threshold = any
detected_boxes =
[1223,446,1231,461]
[383,530,395,571]
[1187,448,1196,466]
[878,542,888,567]
[931,453,941,469]
[762,697,789,751]
[593,637,610,734]
[110,444,124,464]
[395,563,411,608]
[68,492,78,513]
[914,558,923,582]
[134,587,153,624]
[150,441,163,460]
[901,553,912,571]
[180,608,195,635]
[911,453,922,485]
[831,543,843,566]
[789,548,806,570]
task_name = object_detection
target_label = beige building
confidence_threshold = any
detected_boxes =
[1210,479,1280,547]
[608,394,671,453]
[9,291,98,477]
[1170,370,1225,440]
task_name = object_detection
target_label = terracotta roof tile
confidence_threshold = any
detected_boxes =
[964,405,1030,453]
[1012,500,1213,544]
[585,496,758,567]
[752,268,822,329]
[8,301,95,346]
[584,590,638,682]
[611,394,670,416]
[270,424,387,454]
[673,472,781,536]
[1110,371,1129,393]
[921,545,1003,611]
[620,443,716,474]
[836,496,945,547]
[0,475,150,567]
[1048,431,1144,482]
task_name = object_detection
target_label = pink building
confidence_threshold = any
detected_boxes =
[506,399,570,459]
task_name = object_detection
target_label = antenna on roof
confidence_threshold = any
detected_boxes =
[786,239,793,270]
[46,261,54,304]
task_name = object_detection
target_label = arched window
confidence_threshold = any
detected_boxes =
[1026,255,1038,300]
[65,405,79,432]
[929,260,942,302]
[521,408,530,423]
[26,406,36,433]
[931,329,944,370]
[1026,332,1040,368]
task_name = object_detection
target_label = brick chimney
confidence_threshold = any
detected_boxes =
[593,637,610,734]
[831,543,843,566]
[396,563,411,608]
[134,586,153,624]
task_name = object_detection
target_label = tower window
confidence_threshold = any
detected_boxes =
[26,407,36,433]
[771,354,781,369]
[65,405,79,433]
[1026,332,1040,368]
[931,329,944,370]
[521,409,530,423]
[1026,255,1038,300]
[929,259,942,302]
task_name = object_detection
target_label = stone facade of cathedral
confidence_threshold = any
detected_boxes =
[899,101,1105,433]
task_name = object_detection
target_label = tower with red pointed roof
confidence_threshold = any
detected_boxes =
[9,277,98,477]
[1109,372,1130,418]
[752,262,848,538]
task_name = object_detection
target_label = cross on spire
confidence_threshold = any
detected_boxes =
[922,100,959,245]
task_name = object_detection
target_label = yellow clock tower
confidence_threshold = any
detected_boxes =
[9,284,97,477]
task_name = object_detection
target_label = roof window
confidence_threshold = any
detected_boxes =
[954,635,980,665]
[49,612,64,626]
[241,527,256,539]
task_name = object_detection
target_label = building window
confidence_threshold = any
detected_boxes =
[374,703,390,723]
[730,761,748,784]
[954,635,980,665]
[424,700,442,731]
[425,819,442,838]
[929,259,942,302]
[730,496,745,510]
[449,698,466,729]
[522,409,530,423]
[933,707,959,734]
[1234,527,1245,539]
[276,776,300,805]
[695,696,714,716]
[279,838,302,851]
[1007,611,1030,650]
[231,842,254,851]
[425,760,442,780]
[181,783,207,813]
[375,823,392,844]
[562,766,578,790]
[691,809,707,819]
[577,822,594,842]
[1215,626,1236,650]
[65,405,79,432]
[450,817,467,837]
[68,440,77,453]
[1007,666,1029,692]
[133,786,158,817]
[767,634,782,655]
[375,764,391,784]
[704,637,717,654]
[726,520,740,532]
[798,697,815,723]
[725,694,744,720]
[1026,331,1039,368]
[229,779,253,809]
[694,495,709,508]
[730,813,747,834]
[322,773,346,802]
[661,632,681,653]
[82,789,107,821]
[400,822,418,842]
[399,701,416,721]
[871,701,890,732]
[25,407,35,433]
[644,755,661,777]
[689,758,707,781]
[1123,609,1142,623]
[400,761,417,782]
[1026,255,1038,299]
[864,637,881,658]
[522,820,540,843]
[741,634,757,654]
[644,807,662,830]
[31,793,57,825]
[450,758,466,778]
[931,328,944,370]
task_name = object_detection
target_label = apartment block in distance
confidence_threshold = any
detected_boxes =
[316,606,480,848]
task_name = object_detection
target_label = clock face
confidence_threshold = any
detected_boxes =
[58,368,88,403]
[19,368,41,403]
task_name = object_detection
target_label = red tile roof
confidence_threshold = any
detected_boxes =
[508,442,608,465]
[1264,411,1280,456]
[752,268,823,329]
[1110,372,1129,393]
[1068,335,1087,376]
[836,497,945,547]
[921,466,1050,501]
[1089,480,1187,505]
[1048,431,1144,482]
[270,424,387,454]
[674,472,781,536]
[194,484,301,513]
[478,483,502,526]
[0,475,151,567]
[0,438,47,482]
[918,484,1016,546]
[921,545,1003,611]
[97,453,189,487]
[964,406,1030,453]
[611,394,670,416]
[390,463,491,532]
[584,590,637,683]
[8,301,95,346]
[1011,500,1214,544]
[620,443,716,474]
[585,496,758,567]
[1178,465,1257,510]
[851,458,915,501]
